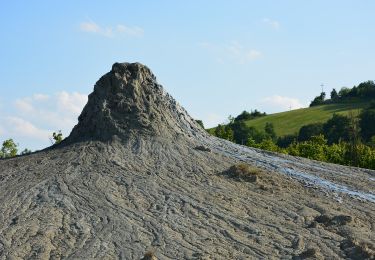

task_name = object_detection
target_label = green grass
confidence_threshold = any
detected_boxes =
[242,102,368,137]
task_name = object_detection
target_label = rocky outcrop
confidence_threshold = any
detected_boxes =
[66,62,202,143]
[0,62,374,259]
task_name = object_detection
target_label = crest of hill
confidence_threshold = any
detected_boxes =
[66,62,203,144]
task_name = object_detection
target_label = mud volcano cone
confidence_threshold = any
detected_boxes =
[66,62,203,144]
[0,62,374,259]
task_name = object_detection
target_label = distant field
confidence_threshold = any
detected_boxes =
[242,102,368,137]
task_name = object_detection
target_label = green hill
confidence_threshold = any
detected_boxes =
[242,102,368,137]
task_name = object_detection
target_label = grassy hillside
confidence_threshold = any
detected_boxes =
[243,102,368,137]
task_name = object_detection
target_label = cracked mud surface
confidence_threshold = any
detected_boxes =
[0,63,374,259]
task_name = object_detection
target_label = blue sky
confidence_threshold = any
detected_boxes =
[1,1,374,151]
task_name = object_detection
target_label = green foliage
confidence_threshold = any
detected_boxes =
[256,138,280,152]
[21,148,32,155]
[231,121,252,144]
[195,120,204,129]
[294,135,327,161]
[339,87,351,98]
[369,136,375,147]
[242,102,367,138]
[277,134,297,148]
[234,109,266,121]
[323,114,351,144]
[330,88,339,100]
[214,124,234,141]
[264,122,276,141]
[310,92,326,107]
[0,139,18,158]
[325,142,347,164]
[359,108,375,142]
[298,123,323,142]
[320,81,375,104]
[52,130,63,144]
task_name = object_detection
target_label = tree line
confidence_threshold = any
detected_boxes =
[208,103,375,170]
[310,80,375,107]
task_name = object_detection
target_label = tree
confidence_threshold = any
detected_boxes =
[264,122,276,140]
[21,148,32,155]
[231,120,251,144]
[359,108,375,142]
[195,120,204,129]
[338,87,351,98]
[323,114,351,144]
[52,131,63,144]
[0,139,18,158]
[309,92,326,107]
[214,124,234,141]
[298,123,324,142]
[234,110,266,122]
[277,134,298,148]
[357,80,375,98]
[235,111,253,121]
[231,121,266,144]
[347,110,361,166]
[330,88,339,100]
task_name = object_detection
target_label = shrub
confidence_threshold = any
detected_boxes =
[257,138,280,152]
[141,251,157,260]
[0,139,18,158]
[277,134,298,148]
[225,163,261,182]
[298,123,324,142]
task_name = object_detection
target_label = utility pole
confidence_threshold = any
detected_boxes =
[320,83,324,93]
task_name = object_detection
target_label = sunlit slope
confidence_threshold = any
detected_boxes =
[244,102,368,136]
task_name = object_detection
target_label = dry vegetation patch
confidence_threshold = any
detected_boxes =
[221,163,262,183]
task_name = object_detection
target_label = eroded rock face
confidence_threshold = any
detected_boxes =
[67,62,201,143]
[0,62,374,259]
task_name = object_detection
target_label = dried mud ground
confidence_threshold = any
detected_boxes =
[0,137,374,259]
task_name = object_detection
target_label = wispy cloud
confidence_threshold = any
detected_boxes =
[5,117,50,141]
[259,95,305,111]
[9,92,88,141]
[200,41,262,64]
[200,113,227,128]
[226,41,262,63]
[263,18,280,30]
[80,20,144,37]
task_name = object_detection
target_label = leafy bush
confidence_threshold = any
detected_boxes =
[277,134,298,148]
[52,131,63,144]
[359,108,375,142]
[298,123,324,142]
[323,114,351,144]
[0,139,18,158]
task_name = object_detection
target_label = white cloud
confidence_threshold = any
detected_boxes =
[5,117,51,140]
[227,41,262,63]
[33,93,50,101]
[15,98,34,113]
[200,41,262,64]
[260,95,305,111]
[80,21,101,33]
[56,91,88,115]
[12,92,88,140]
[200,113,227,128]
[80,20,143,37]
[246,49,262,60]
[263,18,280,29]
[116,24,144,37]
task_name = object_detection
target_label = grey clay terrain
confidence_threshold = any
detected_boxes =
[0,63,374,259]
